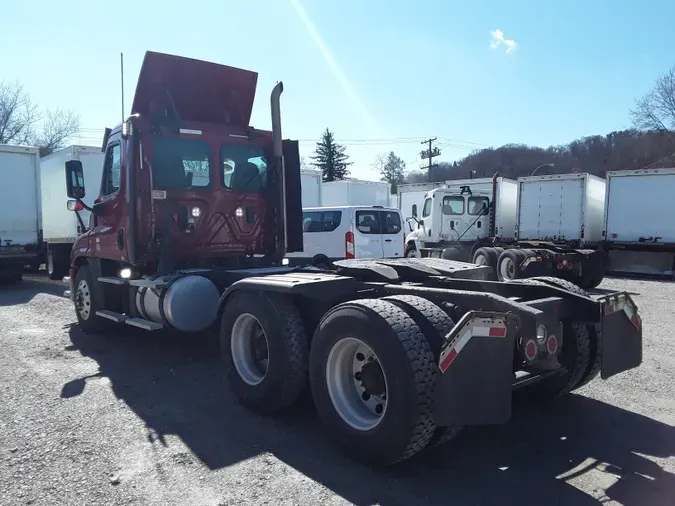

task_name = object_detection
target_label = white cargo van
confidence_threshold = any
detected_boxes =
[286,206,404,265]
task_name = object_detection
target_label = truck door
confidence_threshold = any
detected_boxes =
[354,209,384,258]
[461,196,490,241]
[439,195,465,241]
[418,197,434,242]
[379,210,403,258]
[90,135,127,261]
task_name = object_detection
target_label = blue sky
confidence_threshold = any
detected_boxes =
[2,0,674,179]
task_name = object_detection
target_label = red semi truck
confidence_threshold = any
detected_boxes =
[62,51,643,466]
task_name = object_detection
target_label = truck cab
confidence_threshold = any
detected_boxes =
[65,52,303,278]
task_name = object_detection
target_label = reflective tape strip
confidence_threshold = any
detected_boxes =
[439,318,507,373]
[604,294,641,331]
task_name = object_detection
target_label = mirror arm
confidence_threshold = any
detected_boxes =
[74,210,87,234]
[76,198,94,213]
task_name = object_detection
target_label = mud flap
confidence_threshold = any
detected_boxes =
[598,292,643,380]
[433,311,519,427]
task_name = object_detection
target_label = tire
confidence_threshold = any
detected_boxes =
[311,254,331,270]
[73,265,108,333]
[496,249,526,281]
[405,243,418,258]
[25,261,41,273]
[309,298,437,466]
[220,290,309,414]
[383,295,464,448]
[517,276,600,396]
[472,247,497,268]
[47,246,69,280]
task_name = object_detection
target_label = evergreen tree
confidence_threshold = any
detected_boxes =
[310,128,352,181]
[375,151,407,193]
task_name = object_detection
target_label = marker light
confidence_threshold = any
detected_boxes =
[191,207,201,218]
[235,207,244,218]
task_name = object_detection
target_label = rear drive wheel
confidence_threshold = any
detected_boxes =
[529,276,601,389]
[310,298,437,466]
[496,249,526,281]
[221,291,309,413]
[47,246,68,280]
[514,277,599,399]
[384,295,463,448]
[73,265,107,333]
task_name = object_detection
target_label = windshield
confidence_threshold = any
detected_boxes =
[221,143,268,193]
[152,137,211,190]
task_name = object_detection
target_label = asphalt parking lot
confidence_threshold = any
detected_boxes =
[0,274,673,506]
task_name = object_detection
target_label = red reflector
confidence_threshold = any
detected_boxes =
[536,256,542,262]
[557,263,564,270]
[439,348,458,372]
[489,327,506,337]
[631,314,641,330]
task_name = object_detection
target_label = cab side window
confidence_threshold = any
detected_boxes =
[102,143,121,196]
[422,198,432,218]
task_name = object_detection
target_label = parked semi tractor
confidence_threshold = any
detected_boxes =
[0,144,43,281]
[40,145,105,279]
[403,173,608,289]
[62,51,642,466]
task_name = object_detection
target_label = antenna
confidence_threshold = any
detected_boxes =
[120,52,125,122]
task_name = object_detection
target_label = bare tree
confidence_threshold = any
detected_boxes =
[630,67,675,131]
[0,81,81,156]
[374,151,406,193]
[0,81,39,145]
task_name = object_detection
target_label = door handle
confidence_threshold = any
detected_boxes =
[384,239,392,242]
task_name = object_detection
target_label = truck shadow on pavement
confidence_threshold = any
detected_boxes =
[64,325,674,506]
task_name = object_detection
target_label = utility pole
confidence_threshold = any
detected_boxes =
[420,137,441,181]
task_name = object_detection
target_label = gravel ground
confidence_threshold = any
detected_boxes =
[0,274,673,506]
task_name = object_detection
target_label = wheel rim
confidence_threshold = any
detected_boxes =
[325,337,388,431]
[500,256,515,280]
[75,279,91,320]
[231,313,270,386]
[475,253,488,266]
[406,248,418,258]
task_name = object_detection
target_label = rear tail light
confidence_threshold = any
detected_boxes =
[345,231,355,259]
[523,339,538,361]
[567,262,573,270]
[546,335,559,354]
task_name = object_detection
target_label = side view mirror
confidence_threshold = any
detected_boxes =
[65,160,85,199]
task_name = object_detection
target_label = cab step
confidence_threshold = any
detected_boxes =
[98,276,127,285]
[94,310,164,330]
[129,278,169,289]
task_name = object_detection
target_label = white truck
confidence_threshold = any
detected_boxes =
[322,178,393,207]
[0,144,43,282]
[40,145,105,279]
[301,169,322,207]
[603,168,675,276]
[404,173,608,288]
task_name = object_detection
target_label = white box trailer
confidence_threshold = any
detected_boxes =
[40,145,105,279]
[604,168,675,276]
[516,173,606,246]
[322,178,392,207]
[0,144,42,280]
[301,169,322,208]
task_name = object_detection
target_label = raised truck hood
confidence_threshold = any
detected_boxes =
[131,51,258,126]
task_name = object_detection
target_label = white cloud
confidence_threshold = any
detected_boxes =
[490,29,517,54]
